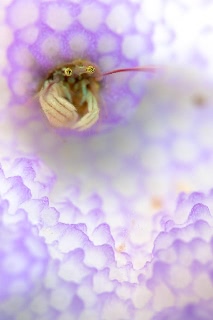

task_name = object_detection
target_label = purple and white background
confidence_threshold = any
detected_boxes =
[1,0,213,319]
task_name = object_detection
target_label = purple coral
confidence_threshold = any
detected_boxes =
[1,0,213,319]
[0,158,213,319]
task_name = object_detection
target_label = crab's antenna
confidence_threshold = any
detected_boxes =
[102,66,157,77]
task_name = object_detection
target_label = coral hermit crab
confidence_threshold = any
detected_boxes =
[39,59,156,131]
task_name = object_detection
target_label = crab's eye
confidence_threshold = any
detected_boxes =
[63,67,72,77]
[86,65,96,74]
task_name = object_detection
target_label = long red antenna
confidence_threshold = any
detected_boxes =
[102,66,157,77]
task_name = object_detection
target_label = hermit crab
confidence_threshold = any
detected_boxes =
[39,59,156,131]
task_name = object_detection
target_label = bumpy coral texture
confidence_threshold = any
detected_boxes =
[1,158,213,320]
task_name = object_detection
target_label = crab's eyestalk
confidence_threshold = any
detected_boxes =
[72,62,96,77]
